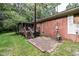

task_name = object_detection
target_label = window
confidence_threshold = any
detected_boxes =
[74,16,79,24]
[67,15,76,34]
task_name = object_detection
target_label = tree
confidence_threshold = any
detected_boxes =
[35,3,60,19]
[66,3,79,10]
[0,3,60,32]
[0,4,26,31]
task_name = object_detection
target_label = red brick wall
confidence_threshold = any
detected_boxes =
[37,16,79,42]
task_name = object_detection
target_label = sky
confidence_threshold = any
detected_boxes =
[58,3,69,12]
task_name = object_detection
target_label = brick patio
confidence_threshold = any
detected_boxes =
[28,37,61,53]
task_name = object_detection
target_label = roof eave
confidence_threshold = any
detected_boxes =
[36,7,79,23]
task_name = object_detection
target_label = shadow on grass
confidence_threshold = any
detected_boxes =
[41,51,51,56]
[0,31,20,36]
[0,31,17,35]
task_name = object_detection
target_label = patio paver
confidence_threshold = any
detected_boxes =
[28,37,61,53]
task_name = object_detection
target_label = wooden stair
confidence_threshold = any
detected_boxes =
[23,27,34,39]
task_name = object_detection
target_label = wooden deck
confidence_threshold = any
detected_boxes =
[28,37,61,53]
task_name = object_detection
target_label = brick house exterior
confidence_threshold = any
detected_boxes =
[36,7,79,42]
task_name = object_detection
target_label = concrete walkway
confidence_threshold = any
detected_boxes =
[28,37,61,53]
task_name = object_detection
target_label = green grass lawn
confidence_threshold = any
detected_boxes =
[0,32,79,56]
